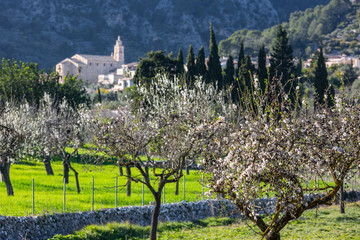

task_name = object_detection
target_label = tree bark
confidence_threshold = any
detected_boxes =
[126,165,131,197]
[63,161,69,184]
[44,155,54,175]
[186,165,189,175]
[175,180,179,195]
[265,231,281,240]
[150,192,162,240]
[119,165,123,176]
[69,164,81,194]
[340,183,345,214]
[0,159,14,196]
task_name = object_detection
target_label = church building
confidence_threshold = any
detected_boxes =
[56,36,125,84]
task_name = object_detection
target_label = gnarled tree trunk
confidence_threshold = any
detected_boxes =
[150,191,162,240]
[265,231,281,240]
[119,164,123,176]
[175,180,179,195]
[44,155,54,175]
[69,163,81,193]
[63,160,69,184]
[0,158,14,196]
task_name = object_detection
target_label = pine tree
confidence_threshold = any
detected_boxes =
[223,56,234,89]
[176,48,184,76]
[257,44,267,93]
[313,47,334,108]
[208,23,223,89]
[186,44,196,88]
[270,25,296,102]
[236,41,245,80]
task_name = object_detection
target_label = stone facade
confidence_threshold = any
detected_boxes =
[56,36,125,84]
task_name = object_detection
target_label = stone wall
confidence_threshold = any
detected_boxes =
[1,191,360,240]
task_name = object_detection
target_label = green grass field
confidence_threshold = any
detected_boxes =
[0,160,207,216]
[51,202,360,240]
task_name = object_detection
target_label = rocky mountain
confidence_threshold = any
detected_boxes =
[0,0,330,69]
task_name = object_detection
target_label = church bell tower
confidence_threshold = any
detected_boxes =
[112,36,124,65]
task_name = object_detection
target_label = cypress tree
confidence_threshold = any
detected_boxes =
[195,46,208,82]
[239,55,254,93]
[236,41,245,80]
[313,47,334,108]
[223,56,234,89]
[208,23,223,89]
[233,55,253,104]
[257,45,267,93]
[186,44,196,88]
[97,87,102,103]
[270,25,296,102]
[176,48,184,76]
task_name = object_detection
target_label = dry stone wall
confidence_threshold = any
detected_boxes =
[1,191,359,240]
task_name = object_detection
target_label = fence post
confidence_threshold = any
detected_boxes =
[163,185,165,204]
[202,173,204,200]
[92,177,94,212]
[63,178,66,212]
[354,174,357,191]
[32,178,35,215]
[183,173,185,202]
[115,177,118,208]
[142,176,144,206]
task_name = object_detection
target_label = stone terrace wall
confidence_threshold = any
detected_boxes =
[1,191,360,240]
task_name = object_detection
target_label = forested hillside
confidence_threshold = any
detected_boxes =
[0,0,329,68]
[219,0,357,58]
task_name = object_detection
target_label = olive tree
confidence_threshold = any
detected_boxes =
[89,75,228,240]
[204,86,360,240]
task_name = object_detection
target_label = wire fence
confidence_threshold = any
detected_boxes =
[27,173,208,215]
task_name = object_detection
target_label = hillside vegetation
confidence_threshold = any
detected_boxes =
[0,0,329,68]
[219,0,357,57]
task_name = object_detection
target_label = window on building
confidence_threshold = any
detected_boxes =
[104,63,105,66]
[90,63,91,66]
[97,63,98,66]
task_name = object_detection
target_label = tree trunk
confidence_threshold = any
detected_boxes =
[69,164,81,194]
[0,159,14,196]
[186,166,189,175]
[63,161,69,184]
[340,183,345,214]
[145,166,149,177]
[126,165,131,197]
[265,231,281,240]
[150,193,162,240]
[44,155,54,175]
[119,165,123,176]
[175,180,179,195]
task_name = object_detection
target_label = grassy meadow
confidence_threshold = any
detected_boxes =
[51,202,360,239]
[0,160,207,216]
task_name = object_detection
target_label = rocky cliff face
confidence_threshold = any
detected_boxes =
[0,0,329,68]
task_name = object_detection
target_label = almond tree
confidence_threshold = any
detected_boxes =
[204,86,360,240]
[0,102,36,196]
[0,114,23,196]
[42,99,86,193]
[89,75,229,240]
